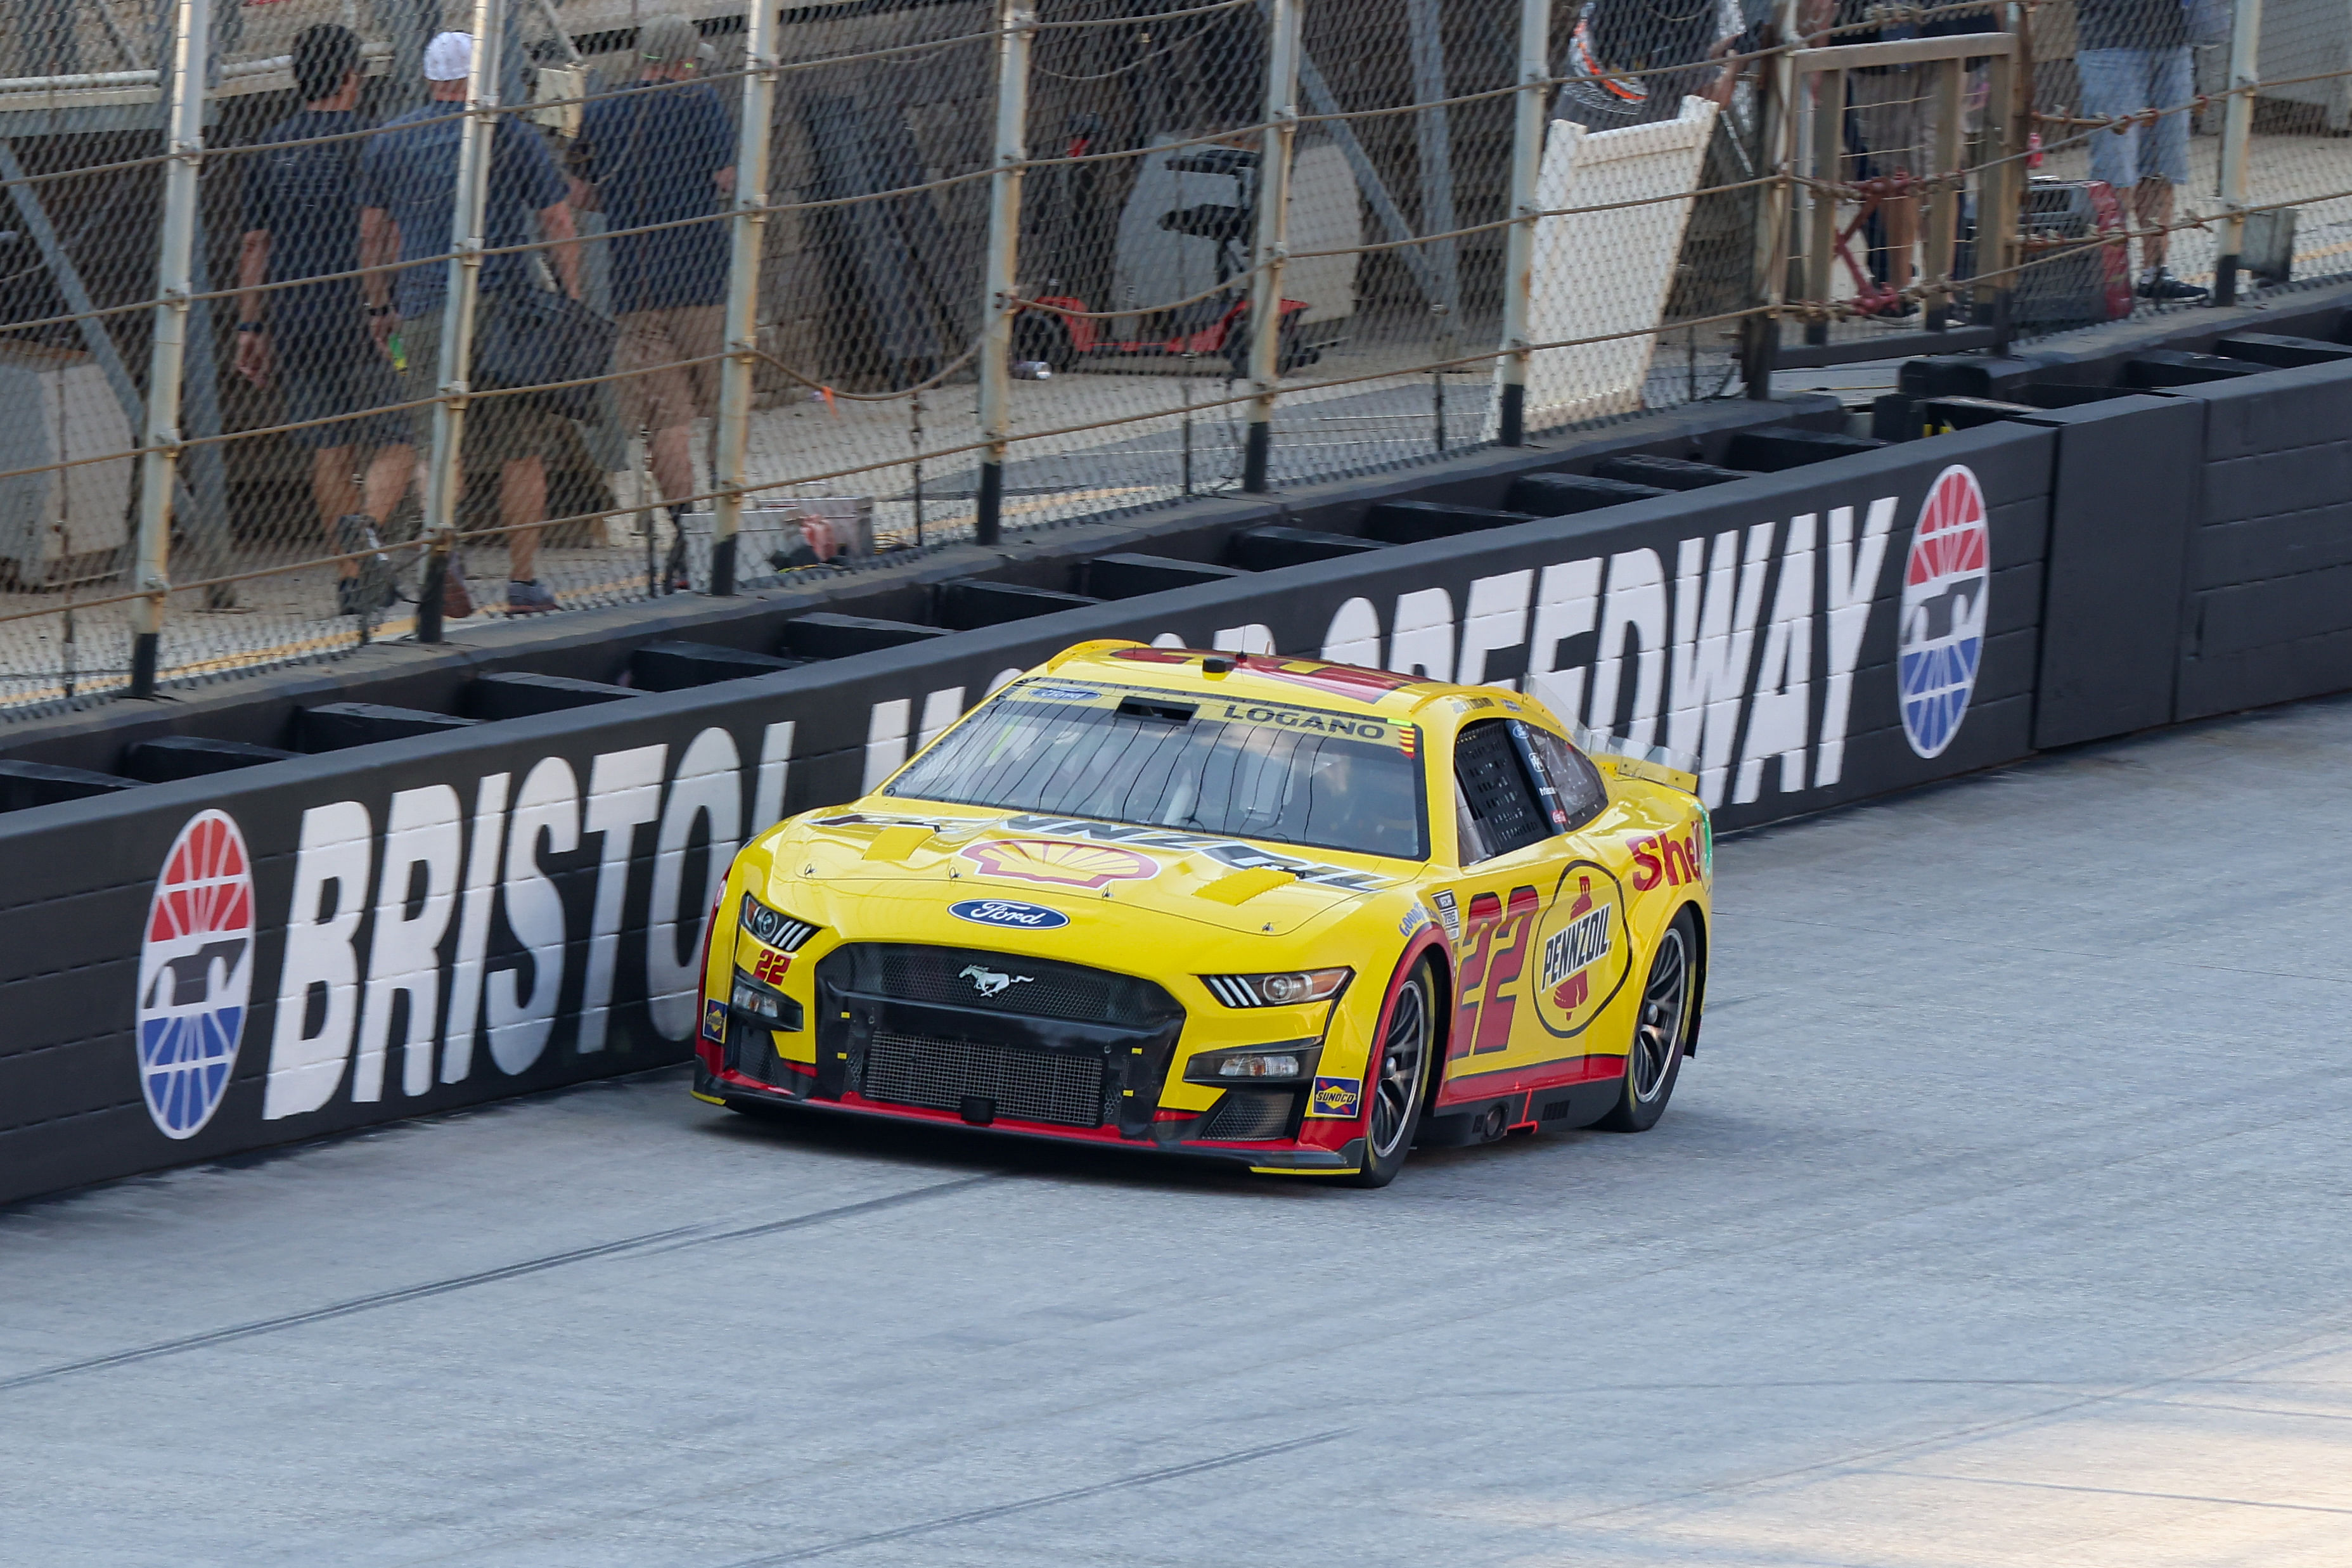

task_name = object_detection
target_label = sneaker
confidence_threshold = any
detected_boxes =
[1856,294,1919,320]
[334,574,395,616]
[332,514,395,616]
[2138,267,2210,302]
[506,578,560,615]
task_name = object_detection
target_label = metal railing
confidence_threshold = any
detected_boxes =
[3,0,2348,718]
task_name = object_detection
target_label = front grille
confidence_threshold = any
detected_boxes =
[724,1021,793,1088]
[825,944,1181,1027]
[1199,1089,1295,1140]
[860,1030,1107,1128]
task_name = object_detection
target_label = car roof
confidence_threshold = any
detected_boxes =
[1034,641,1559,729]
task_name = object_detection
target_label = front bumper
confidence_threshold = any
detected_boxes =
[695,1058,1366,1176]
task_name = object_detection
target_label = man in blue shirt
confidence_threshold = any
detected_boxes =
[572,13,735,572]
[235,24,414,618]
[358,30,582,615]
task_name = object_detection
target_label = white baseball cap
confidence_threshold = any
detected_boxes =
[423,31,473,81]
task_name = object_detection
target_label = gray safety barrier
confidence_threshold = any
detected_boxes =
[8,337,2352,1207]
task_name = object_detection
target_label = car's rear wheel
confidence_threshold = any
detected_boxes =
[1346,961,1435,1187]
[1598,909,1698,1133]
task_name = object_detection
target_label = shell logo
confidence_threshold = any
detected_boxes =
[960,839,1159,889]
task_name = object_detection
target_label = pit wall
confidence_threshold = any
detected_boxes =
[6,344,2351,1207]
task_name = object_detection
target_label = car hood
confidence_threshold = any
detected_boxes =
[747,806,1413,939]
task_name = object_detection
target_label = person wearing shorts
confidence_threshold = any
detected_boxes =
[235,23,416,617]
[572,14,734,581]
[359,30,582,615]
[2076,0,2206,300]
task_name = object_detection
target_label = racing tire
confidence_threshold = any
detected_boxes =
[1598,908,1699,1133]
[1012,312,1077,371]
[1345,960,1436,1188]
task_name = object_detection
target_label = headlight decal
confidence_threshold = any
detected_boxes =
[1200,968,1352,1008]
[740,892,819,952]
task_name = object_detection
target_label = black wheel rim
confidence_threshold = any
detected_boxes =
[1371,977,1428,1159]
[1632,929,1688,1103]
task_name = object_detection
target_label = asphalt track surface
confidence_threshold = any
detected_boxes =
[6,696,2351,1567]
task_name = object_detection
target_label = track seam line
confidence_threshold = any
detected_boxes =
[723,1429,1353,1565]
[0,1173,1003,1394]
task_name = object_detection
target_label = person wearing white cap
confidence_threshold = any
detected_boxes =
[570,14,730,589]
[356,31,582,617]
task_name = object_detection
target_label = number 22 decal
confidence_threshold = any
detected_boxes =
[1450,885,1540,1057]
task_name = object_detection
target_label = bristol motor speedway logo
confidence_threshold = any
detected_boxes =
[1898,465,1991,759]
[135,810,256,1138]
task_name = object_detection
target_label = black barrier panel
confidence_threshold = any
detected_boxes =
[2026,394,2202,750]
[0,423,2055,1207]
[2171,358,2352,721]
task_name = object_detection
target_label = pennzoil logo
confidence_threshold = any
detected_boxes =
[1306,1076,1362,1119]
[1529,862,1633,1038]
[960,839,1158,888]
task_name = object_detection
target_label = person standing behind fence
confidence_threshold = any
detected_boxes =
[234,23,416,619]
[357,30,582,617]
[2077,0,2209,300]
[570,13,733,590]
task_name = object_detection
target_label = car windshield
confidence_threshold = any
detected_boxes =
[886,679,1427,859]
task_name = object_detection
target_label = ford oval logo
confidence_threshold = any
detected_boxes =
[949,898,1070,930]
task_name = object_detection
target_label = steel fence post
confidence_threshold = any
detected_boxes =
[417,0,504,643]
[2214,0,2264,306]
[1977,13,2022,348]
[129,0,211,698]
[1242,0,1301,493]
[1742,1,1797,399]
[975,0,1034,548]
[1925,56,1965,329]
[1804,67,1841,346]
[710,0,779,593]
[1498,0,1550,447]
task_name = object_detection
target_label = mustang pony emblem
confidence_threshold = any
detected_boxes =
[960,965,1034,998]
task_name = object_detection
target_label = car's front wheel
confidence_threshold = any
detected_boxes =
[1598,908,1698,1133]
[1346,960,1435,1187]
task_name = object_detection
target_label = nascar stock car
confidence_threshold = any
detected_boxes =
[692,641,1712,1186]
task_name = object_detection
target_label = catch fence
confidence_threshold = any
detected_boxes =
[1,0,2344,716]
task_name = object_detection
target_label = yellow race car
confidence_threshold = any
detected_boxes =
[693,641,1712,1186]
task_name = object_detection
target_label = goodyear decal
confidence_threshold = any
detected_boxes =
[1529,861,1635,1038]
[1306,1076,1362,1118]
[1399,904,1431,939]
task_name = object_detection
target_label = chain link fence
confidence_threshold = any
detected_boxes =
[5,0,2348,719]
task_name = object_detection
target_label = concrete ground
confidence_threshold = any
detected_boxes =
[3,692,2349,1566]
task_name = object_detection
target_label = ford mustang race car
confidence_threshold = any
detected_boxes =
[693,641,1712,1186]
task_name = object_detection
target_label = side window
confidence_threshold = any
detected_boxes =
[1520,724,1610,832]
[1451,719,1550,863]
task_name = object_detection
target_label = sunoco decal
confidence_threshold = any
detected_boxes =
[1898,465,1990,759]
[136,810,256,1138]
[1306,1076,1362,1118]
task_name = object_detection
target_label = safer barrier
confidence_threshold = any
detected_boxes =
[8,338,2352,1207]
